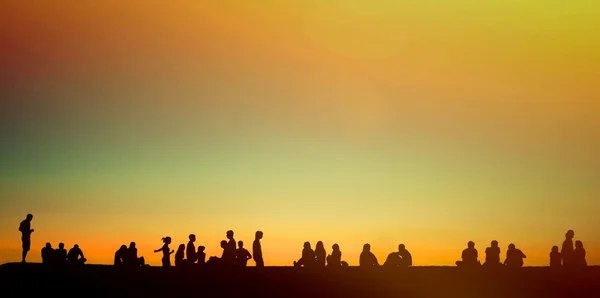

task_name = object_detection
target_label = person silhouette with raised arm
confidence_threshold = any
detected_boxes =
[19,214,34,263]
[187,234,197,265]
[504,243,526,268]
[67,244,86,265]
[294,242,315,267]
[327,244,342,267]
[55,242,67,265]
[456,241,480,268]
[561,230,575,268]
[41,242,55,265]
[154,237,174,267]
[175,244,185,267]
[550,246,561,267]
[359,243,379,267]
[253,231,264,267]
[236,241,252,267]
[315,241,326,267]
[573,240,587,267]
[484,240,501,267]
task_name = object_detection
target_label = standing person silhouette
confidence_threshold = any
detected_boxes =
[187,234,197,265]
[235,241,252,267]
[19,214,34,263]
[223,230,236,265]
[253,231,264,267]
[561,230,575,267]
[154,237,174,267]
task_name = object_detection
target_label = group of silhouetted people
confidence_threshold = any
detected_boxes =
[551,230,587,268]
[41,242,87,266]
[152,230,264,268]
[456,241,527,268]
[293,241,352,267]
[114,242,146,267]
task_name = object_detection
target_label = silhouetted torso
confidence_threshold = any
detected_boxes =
[197,251,206,264]
[55,248,67,264]
[236,248,252,267]
[160,244,171,267]
[175,246,185,267]
[114,247,126,266]
[187,241,196,264]
[327,250,341,267]
[223,239,236,264]
[253,239,263,267]
[550,251,562,267]
[505,249,525,268]
[399,250,412,266]
[360,251,379,267]
[41,247,54,265]
[485,247,500,265]
[384,253,402,267]
[561,239,574,267]
[461,248,479,266]
[67,247,85,264]
[19,220,32,239]
[574,248,587,267]
[315,248,326,267]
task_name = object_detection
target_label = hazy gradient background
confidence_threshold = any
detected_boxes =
[1,1,599,266]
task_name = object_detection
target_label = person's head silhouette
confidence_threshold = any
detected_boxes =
[198,246,205,252]
[220,240,227,249]
[26,214,33,221]
[303,242,311,249]
[162,237,172,244]
[130,242,136,249]
[566,230,574,239]
[227,230,234,240]
[398,244,406,251]
[120,245,127,251]
[551,246,559,253]
[332,243,340,252]
[45,242,51,249]
[256,231,263,240]
[74,244,79,249]
[508,243,515,250]
[316,241,324,250]
[59,243,64,249]
[189,234,196,242]
[238,241,244,248]
[575,240,584,249]
[363,243,371,252]
[467,241,475,249]
[491,240,498,247]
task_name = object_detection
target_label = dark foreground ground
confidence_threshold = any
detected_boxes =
[1,263,598,298]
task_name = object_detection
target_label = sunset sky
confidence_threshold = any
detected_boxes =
[1,1,599,266]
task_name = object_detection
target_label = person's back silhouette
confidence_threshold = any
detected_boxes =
[327,244,342,267]
[315,241,326,267]
[504,243,526,268]
[550,246,561,267]
[175,244,185,267]
[41,242,55,265]
[187,234,197,265]
[359,243,379,267]
[253,231,264,267]
[197,246,206,265]
[18,214,34,263]
[126,242,145,266]
[115,245,128,266]
[294,242,315,267]
[55,242,67,265]
[484,240,501,267]
[456,241,480,267]
[235,241,252,267]
[67,244,86,265]
[573,240,587,267]
[561,230,575,267]
[154,237,174,267]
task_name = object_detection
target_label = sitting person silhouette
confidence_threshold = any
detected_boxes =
[114,245,128,266]
[67,244,86,265]
[573,240,587,267]
[126,242,145,266]
[550,246,561,267]
[315,241,326,267]
[207,240,228,267]
[235,241,252,267]
[504,243,526,268]
[175,244,185,267]
[197,246,206,265]
[327,244,342,267]
[456,241,480,267]
[41,242,55,265]
[294,242,315,267]
[360,243,380,267]
[398,244,412,267]
[384,251,402,267]
[55,243,67,265]
[484,240,501,267]
[154,237,174,267]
